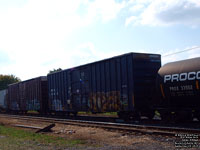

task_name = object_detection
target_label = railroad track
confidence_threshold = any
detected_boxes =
[0,114,200,136]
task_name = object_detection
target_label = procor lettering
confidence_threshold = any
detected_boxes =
[164,71,200,83]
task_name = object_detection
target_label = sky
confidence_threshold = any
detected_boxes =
[0,0,200,80]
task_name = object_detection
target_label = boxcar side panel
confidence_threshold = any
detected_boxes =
[48,52,161,114]
[0,89,7,109]
[7,84,20,111]
[132,54,161,111]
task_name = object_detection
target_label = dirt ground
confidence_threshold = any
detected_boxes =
[0,116,199,150]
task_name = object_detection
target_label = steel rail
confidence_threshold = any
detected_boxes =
[0,114,199,136]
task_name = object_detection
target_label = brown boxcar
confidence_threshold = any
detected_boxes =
[7,76,48,113]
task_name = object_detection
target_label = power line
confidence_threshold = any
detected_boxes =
[162,46,200,57]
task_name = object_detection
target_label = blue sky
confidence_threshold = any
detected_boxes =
[0,0,200,80]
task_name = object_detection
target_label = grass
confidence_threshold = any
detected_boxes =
[102,112,117,116]
[27,110,39,114]
[0,125,86,149]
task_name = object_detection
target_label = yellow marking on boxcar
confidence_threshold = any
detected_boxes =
[160,84,165,98]
[196,80,199,90]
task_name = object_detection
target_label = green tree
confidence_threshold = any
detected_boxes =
[0,74,21,90]
[48,68,62,74]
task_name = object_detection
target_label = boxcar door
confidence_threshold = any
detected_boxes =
[80,67,90,111]
[19,83,26,111]
[70,66,90,112]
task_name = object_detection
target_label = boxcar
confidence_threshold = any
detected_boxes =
[0,89,7,111]
[7,76,48,114]
[48,52,161,119]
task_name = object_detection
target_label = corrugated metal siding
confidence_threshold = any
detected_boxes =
[7,84,20,110]
[48,52,161,113]
[133,55,161,110]
[7,77,48,112]
[0,89,7,109]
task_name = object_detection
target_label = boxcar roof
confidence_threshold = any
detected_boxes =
[48,52,161,75]
[8,76,47,86]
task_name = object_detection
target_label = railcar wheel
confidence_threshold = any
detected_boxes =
[66,112,70,116]
[117,111,140,121]
[73,112,77,117]
[160,112,170,121]
[194,112,200,121]
[117,112,124,119]
[197,116,200,122]
[132,113,141,121]
[146,111,155,120]
[176,111,193,122]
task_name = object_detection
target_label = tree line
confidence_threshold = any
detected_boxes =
[0,74,21,90]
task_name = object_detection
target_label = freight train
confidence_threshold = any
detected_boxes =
[0,52,199,121]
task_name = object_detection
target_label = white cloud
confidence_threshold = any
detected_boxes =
[129,4,144,12]
[47,42,123,69]
[126,0,200,27]
[1,0,199,80]
[0,0,125,80]
[125,16,137,26]
[85,0,126,23]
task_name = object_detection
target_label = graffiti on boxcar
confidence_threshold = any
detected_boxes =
[49,88,63,111]
[11,101,20,110]
[89,91,121,112]
[51,99,63,111]
[26,99,40,110]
